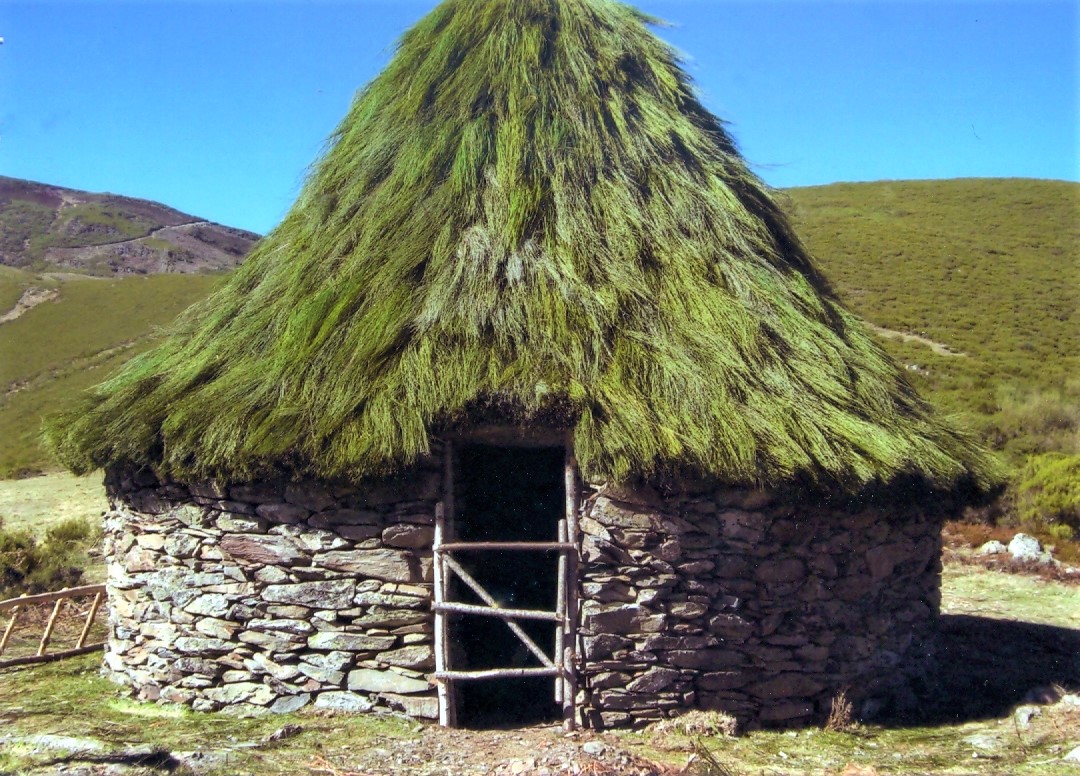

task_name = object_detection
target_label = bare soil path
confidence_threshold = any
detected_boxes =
[0,286,59,324]
[866,322,967,357]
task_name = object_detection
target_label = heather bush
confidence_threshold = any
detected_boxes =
[1014,453,1080,539]
[0,516,98,598]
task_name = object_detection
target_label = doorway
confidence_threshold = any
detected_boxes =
[446,443,566,728]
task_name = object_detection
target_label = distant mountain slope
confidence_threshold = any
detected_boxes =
[0,176,260,275]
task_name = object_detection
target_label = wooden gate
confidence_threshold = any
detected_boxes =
[432,441,579,730]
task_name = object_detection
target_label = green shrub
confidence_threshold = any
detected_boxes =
[0,516,98,598]
[988,385,1080,462]
[1014,453,1080,536]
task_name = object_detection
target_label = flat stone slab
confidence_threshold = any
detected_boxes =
[348,668,430,694]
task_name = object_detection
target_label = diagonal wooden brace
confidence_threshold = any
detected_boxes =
[442,554,555,668]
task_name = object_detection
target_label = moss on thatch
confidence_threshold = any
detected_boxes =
[46,0,996,492]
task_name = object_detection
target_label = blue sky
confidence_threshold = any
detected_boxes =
[1,0,1077,235]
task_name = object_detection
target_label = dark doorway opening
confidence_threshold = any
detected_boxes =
[451,444,565,728]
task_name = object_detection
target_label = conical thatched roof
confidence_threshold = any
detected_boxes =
[48,0,995,492]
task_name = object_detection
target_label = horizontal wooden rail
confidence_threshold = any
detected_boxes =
[434,667,560,681]
[436,542,575,553]
[0,642,105,669]
[0,584,106,612]
[433,601,562,622]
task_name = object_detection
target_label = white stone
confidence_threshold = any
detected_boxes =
[314,691,376,713]
[347,668,430,694]
[1008,533,1043,563]
[977,540,1007,555]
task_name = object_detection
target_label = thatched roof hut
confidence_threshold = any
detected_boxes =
[50,0,994,730]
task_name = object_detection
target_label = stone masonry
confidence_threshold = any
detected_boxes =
[576,482,942,729]
[102,456,444,719]
[102,456,943,729]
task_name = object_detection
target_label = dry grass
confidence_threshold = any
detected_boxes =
[649,710,739,739]
[824,688,855,733]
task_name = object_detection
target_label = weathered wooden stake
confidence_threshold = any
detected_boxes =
[434,666,559,681]
[37,593,66,657]
[0,598,23,656]
[76,591,104,650]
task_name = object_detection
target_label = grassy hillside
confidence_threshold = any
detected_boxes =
[0,272,225,477]
[786,178,1079,466]
[0,178,1075,486]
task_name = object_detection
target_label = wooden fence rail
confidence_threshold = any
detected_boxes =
[0,584,107,669]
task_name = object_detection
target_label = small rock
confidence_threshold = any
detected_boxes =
[269,694,311,714]
[347,668,430,694]
[1014,705,1041,728]
[976,540,1006,555]
[174,750,233,771]
[23,735,107,754]
[963,732,1002,752]
[507,758,536,774]
[1063,745,1080,763]
[582,741,605,756]
[263,723,304,742]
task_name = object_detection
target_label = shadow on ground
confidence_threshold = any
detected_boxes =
[891,614,1080,726]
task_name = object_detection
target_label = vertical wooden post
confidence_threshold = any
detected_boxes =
[563,435,579,731]
[37,594,65,657]
[555,519,568,706]
[0,597,24,656]
[76,591,104,650]
[435,441,457,728]
[434,502,450,727]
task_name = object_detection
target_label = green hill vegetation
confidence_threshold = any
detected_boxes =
[786,178,1079,538]
[787,178,1078,460]
[0,268,225,476]
[1,178,1075,530]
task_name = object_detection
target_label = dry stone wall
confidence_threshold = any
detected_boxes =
[576,483,943,730]
[102,458,443,718]
[102,458,943,731]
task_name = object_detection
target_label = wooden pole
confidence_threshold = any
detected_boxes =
[433,601,560,622]
[555,519,568,705]
[434,666,559,681]
[0,599,23,656]
[434,501,450,727]
[563,435,579,731]
[443,555,554,668]
[37,594,65,657]
[436,541,575,553]
[0,643,105,669]
[438,440,457,727]
[0,584,106,612]
[75,591,105,650]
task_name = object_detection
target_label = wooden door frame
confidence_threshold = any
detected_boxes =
[433,435,579,730]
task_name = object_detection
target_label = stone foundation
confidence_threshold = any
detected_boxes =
[102,461,943,728]
[576,483,942,729]
[102,458,443,718]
